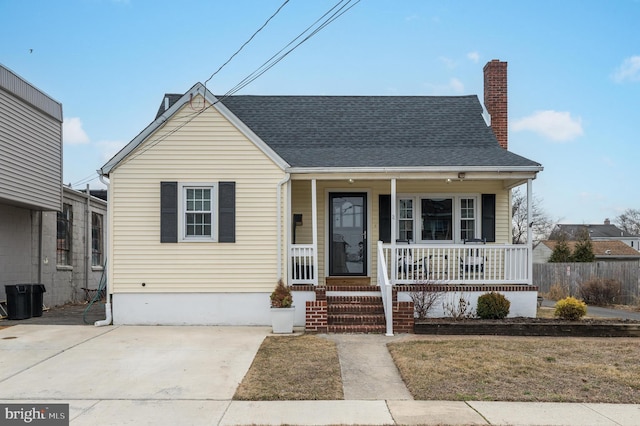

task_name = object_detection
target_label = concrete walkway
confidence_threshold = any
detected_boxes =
[1,324,639,425]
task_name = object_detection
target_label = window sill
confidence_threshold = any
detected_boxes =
[91,266,104,271]
[57,265,73,271]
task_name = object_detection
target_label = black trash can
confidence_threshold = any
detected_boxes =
[31,284,46,317]
[5,284,32,320]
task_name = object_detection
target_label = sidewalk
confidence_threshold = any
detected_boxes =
[0,324,638,425]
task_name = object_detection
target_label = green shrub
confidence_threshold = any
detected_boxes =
[579,277,622,306]
[554,297,587,320]
[476,292,511,319]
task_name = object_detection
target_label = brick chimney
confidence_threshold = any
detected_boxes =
[483,59,508,149]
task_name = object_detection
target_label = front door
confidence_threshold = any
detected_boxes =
[329,193,367,276]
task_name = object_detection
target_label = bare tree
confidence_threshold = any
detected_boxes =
[511,188,555,245]
[615,208,640,236]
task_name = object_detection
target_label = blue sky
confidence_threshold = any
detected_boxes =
[1,0,639,225]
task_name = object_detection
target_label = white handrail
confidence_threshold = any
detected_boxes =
[377,241,393,336]
[383,243,532,285]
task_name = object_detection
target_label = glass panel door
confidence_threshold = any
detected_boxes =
[329,193,367,276]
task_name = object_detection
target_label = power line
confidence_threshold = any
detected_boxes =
[120,0,359,167]
[204,0,290,86]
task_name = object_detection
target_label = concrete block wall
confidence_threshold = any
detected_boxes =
[0,189,107,308]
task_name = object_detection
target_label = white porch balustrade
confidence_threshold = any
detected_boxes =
[289,242,531,286]
[289,244,317,285]
[383,243,531,285]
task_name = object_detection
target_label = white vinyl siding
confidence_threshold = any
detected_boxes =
[108,96,286,293]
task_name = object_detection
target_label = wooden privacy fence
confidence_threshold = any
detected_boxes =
[533,261,640,305]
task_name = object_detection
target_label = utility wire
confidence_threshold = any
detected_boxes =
[204,0,290,86]
[218,0,360,101]
[121,0,359,166]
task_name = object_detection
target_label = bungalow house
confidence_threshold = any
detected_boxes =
[549,220,640,252]
[533,240,640,264]
[99,60,543,332]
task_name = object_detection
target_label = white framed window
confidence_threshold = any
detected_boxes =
[396,194,480,243]
[179,183,216,241]
[459,197,476,241]
[398,198,414,241]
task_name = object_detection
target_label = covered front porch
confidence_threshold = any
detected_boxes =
[285,175,535,287]
[284,175,538,335]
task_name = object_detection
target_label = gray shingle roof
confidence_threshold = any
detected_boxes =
[217,95,540,169]
[551,224,639,239]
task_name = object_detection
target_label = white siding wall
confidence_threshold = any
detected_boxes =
[109,98,286,294]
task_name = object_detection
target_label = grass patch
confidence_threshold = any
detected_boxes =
[234,334,343,401]
[388,337,640,403]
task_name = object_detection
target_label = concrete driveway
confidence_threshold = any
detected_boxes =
[0,325,268,425]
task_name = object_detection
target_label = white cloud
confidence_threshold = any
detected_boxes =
[97,140,127,162]
[405,14,420,22]
[511,110,583,142]
[63,117,90,145]
[448,77,464,93]
[424,77,465,95]
[438,56,456,69]
[467,51,480,63]
[612,55,640,83]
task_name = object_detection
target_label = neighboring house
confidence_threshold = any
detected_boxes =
[100,60,543,330]
[533,240,640,264]
[549,220,640,252]
[0,64,107,310]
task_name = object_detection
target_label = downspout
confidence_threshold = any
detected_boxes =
[37,211,43,285]
[95,173,112,326]
[84,184,90,297]
[527,178,533,285]
[276,173,291,280]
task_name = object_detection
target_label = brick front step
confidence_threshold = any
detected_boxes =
[328,304,385,315]
[327,295,383,304]
[329,314,386,325]
[328,324,387,333]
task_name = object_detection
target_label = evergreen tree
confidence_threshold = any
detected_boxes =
[548,232,573,262]
[573,228,595,262]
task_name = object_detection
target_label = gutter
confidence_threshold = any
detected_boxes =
[276,173,291,279]
[95,173,112,327]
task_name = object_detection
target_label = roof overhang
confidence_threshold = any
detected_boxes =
[287,165,542,188]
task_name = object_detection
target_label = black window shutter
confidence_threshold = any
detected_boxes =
[160,182,178,243]
[218,182,236,243]
[379,194,391,243]
[481,194,496,242]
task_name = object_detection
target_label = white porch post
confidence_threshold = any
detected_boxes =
[312,179,318,286]
[286,178,292,285]
[527,178,533,285]
[391,178,397,284]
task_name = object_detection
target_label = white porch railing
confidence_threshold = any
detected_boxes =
[377,241,394,336]
[289,244,317,285]
[290,242,531,286]
[382,243,531,285]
